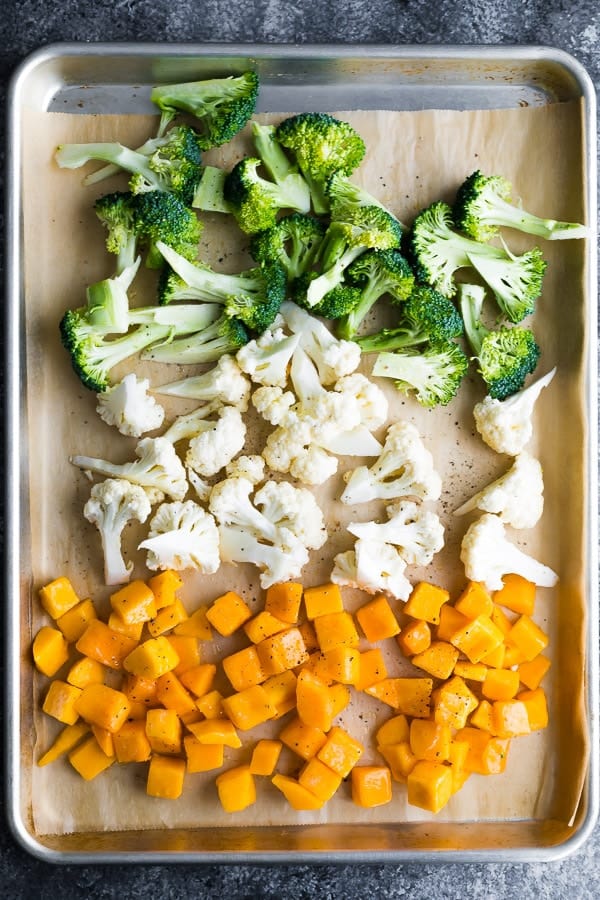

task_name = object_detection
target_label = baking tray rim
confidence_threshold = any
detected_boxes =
[4,40,598,865]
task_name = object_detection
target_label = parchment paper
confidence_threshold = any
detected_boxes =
[21,99,590,835]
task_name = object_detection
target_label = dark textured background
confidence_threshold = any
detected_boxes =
[1,1,599,897]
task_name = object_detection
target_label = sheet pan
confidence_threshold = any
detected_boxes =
[4,42,599,863]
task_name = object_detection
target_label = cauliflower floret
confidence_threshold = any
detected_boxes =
[262,420,339,485]
[280,300,361,384]
[209,476,327,588]
[473,368,556,455]
[186,468,212,503]
[96,373,165,437]
[84,478,151,585]
[153,355,251,411]
[186,407,246,477]
[236,326,301,387]
[139,500,220,573]
[331,538,413,600]
[252,386,296,426]
[460,513,559,591]
[341,421,442,506]
[334,373,389,431]
[225,454,266,484]
[454,452,544,529]
[348,499,445,567]
[71,437,188,501]
[289,446,339,485]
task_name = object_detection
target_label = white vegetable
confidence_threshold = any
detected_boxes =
[225,454,266,484]
[209,476,327,588]
[139,500,220,573]
[186,406,246,477]
[153,355,251,410]
[96,373,165,437]
[252,386,296,426]
[454,452,544,529]
[71,437,188,501]
[341,421,442,505]
[262,418,339,485]
[280,300,361,384]
[460,513,558,591]
[84,478,151,585]
[331,538,413,600]
[473,367,556,455]
[334,373,388,431]
[186,468,212,503]
[236,326,301,387]
[348,499,445,567]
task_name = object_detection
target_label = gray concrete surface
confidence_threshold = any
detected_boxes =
[1,1,599,896]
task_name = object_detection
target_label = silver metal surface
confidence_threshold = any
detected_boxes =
[5,42,598,864]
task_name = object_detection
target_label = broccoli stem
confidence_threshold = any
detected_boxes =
[337,280,386,339]
[156,240,261,302]
[458,283,489,358]
[192,166,232,213]
[141,317,243,364]
[356,328,428,353]
[305,246,365,308]
[476,194,589,240]
[85,258,140,334]
[84,136,161,185]
[55,142,159,188]
[251,122,296,184]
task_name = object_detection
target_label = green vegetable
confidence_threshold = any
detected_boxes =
[250,212,326,282]
[336,248,414,339]
[141,313,249,365]
[373,342,469,408]
[291,273,363,320]
[356,285,463,352]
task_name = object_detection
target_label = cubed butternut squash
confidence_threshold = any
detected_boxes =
[243,610,288,644]
[187,718,242,748]
[256,627,309,675]
[122,636,180,679]
[33,626,69,677]
[376,714,410,748]
[454,581,493,619]
[110,580,157,625]
[112,719,152,763]
[295,669,335,732]
[184,736,224,773]
[146,754,186,799]
[216,765,256,812]
[74,683,131,733]
[42,680,83,725]
[222,645,266,692]
[397,619,431,656]
[179,663,216,699]
[68,735,114,781]
[205,591,252,636]
[265,582,303,624]
[366,677,433,718]
[482,668,520,701]
[303,582,343,619]
[271,774,324,810]
[506,615,549,662]
[518,655,551,691]
[261,670,298,718]
[411,641,459,680]
[355,594,400,642]
[313,611,359,652]
[155,671,198,721]
[165,635,200,675]
[76,619,138,670]
[221,685,277,731]
[279,716,327,761]
[494,574,536,616]
[250,739,282,776]
[148,569,183,610]
[317,726,363,778]
[404,581,450,625]
[173,606,212,640]
[449,615,504,664]
[407,760,453,813]
[56,599,97,643]
[491,700,531,737]
[379,741,418,782]
[354,648,388,692]
[432,675,478,729]
[107,612,144,642]
[147,597,188,637]
[66,656,105,689]
[145,707,182,754]
[518,688,549,731]
[409,719,452,762]
[39,576,80,620]
[298,757,342,802]
[196,690,225,719]
[351,766,392,808]
[37,723,89,767]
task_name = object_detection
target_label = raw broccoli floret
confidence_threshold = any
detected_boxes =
[84,257,141,335]
[155,241,285,332]
[454,169,588,242]
[142,313,249,365]
[304,207,403,309]
[336,248,415,339]
[325,171,404,227]
[249,213,326,282]
[459,283,540,399]
[466,246,547,323]
[192,165,232,213]
[150,72,259,147]
[356,285,464,352]
[224,157,311,234]
[94,192,138,273]
[59,310,171,393]
[55,125,203,205]
[372,342,469,408]
[275,113,366,214]
[291,273,363,320]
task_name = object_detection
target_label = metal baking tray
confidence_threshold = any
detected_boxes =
[5,42,598,864]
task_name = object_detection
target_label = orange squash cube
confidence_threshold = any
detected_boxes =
[179,663,217,699]
[216,765,256,812]
[379,741,417,782]
[205,591,252,636]
[106,613,144,642]
[156,671,198,721]
[91,725,114,757]
[518,688,549,731]
[366,677,433,718]
[37,722,89,767]
[148,569,183,610]
[296,669,335,732]
[42,680,83,725]
[453,661,488,683]
[147,597,188,637]
[187,718,241,748]
[454,581,493,619]
[455,726,511,775]
[298,757,342,802]
[184,736,224,773]
[354,648,388,691]
[303,582,344,619]
[506,615,549,662]
[66,656,105,689]
[250,739,282,776]
[329,682,351,718]
[482,668,520,701]
[494,574,536,616]
[298,620,319,653]
[147,754,186,799]
[404,581,450,625]
[491,700,531,737]
[145,707,182,754]
[33,626,69,677]
[397,619,431,656]
[279,716,327,760]
[39,576,80,620]
[173,605,213,640]
[432,675,478,729]
[256,627,309,675]
[351,766,392,808]
[222,645,266,691]
[411,641,459,680]
[165,635,200,675]
[407,760,453,813]
[272,774,324,810]
[68,735,114,781]
[313,611,359,652]
[490,603,513,636]
[76,619,138,670]
[317,726,363,778]
[74,683,132,733]
[123,673,158,708]
[409,719,452,762]
[243,610,288,644]
[355,594,400,642]
[56,599,97,643]
[470,699,495,732]
[110,580,157,625]
[122,636,180,679]
[376,714,410,747]
[261,670,298,718]
[435,605,471,642]
[449,615,504,664]
[265,582,303,624]
[480,642,506,669]
[112,719,152,763]
[518,655,551,691]
[196,690,225,719]
[222,685,277,731]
